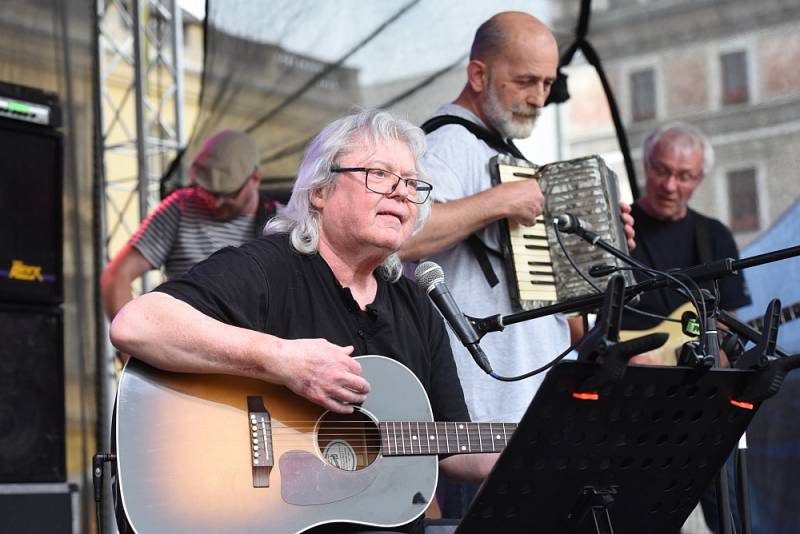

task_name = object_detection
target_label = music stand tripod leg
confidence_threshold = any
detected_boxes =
[564,486,617,534]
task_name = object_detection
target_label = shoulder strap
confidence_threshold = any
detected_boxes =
[421,114,526,160]
[691,210,716,294]
[421,114,526,288]
[692,210,714,264]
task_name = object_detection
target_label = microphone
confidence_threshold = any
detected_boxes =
[553,213,599,243]
[415,261,493,374]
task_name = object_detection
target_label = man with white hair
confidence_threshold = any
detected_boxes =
[110,109,497,533]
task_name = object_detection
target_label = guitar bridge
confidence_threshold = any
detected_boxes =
[247,396,274,487]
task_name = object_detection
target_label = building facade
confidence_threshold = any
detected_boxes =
[554,0,800,247]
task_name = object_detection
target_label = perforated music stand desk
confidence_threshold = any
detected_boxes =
[456,361,759,534]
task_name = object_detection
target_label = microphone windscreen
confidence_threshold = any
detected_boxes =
[414,261,444,291]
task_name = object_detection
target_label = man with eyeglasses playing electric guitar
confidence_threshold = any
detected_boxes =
[110,109,498,534]
[620,122,751,367]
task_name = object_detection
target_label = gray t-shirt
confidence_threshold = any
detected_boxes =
[131,187,257,279]
[417,103,570,423]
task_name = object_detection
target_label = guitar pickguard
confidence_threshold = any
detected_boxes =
[280,450,379,506]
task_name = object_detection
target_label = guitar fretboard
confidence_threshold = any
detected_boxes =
[380,421,517,456]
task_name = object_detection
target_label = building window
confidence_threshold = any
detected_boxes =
[720,50,749,105]
[630,68,656,122]
[727,167,759,232]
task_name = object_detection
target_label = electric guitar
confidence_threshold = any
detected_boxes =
[619,300,800,366]
[112,355,514,534]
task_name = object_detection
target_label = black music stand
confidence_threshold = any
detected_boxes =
[456,361,760,534]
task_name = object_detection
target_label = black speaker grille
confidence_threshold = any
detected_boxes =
[0,305,65,482]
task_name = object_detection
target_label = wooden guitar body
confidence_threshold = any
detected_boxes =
[113,356,438,533]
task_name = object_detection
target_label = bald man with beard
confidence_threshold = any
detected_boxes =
[401,12,634,518]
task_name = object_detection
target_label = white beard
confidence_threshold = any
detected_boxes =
[483,82,540,139]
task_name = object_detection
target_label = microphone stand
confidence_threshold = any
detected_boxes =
[471,244,800,338]
[468,240,800,534]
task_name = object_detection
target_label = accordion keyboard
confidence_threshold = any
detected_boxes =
[496,164,558,304]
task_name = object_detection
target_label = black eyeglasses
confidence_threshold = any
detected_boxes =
[330,167,433,204]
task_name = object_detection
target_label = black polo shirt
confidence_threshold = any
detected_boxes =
[154,232,470,425]
[622,204,751,330]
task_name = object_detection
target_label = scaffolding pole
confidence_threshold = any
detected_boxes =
[92,0,186,531]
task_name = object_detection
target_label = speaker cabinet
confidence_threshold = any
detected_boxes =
[0,483,77,534]
[0,305,65,482]
[0,118,63,304]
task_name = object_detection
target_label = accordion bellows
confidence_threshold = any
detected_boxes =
[490,154,635,311]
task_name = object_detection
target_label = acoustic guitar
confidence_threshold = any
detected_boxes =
[113,355,514,533]
[619,300,800,366]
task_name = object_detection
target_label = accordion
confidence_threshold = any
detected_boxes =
[489,154,634,311]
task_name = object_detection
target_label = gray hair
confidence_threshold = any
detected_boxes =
[264,108,430,282]
[643,122,715,176]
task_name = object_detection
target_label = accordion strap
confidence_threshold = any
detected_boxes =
[466,234,500,287]
[421,114,526,288]
[420,114,526,159]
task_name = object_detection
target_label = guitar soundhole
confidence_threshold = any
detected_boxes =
[317,409,380,471]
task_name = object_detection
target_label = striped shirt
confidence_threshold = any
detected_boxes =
[131,188,258,279]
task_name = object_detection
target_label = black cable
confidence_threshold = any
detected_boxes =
[489,342,578,382]
[553,225,689,324]
[554,223,602,293]
[551,223,711,353]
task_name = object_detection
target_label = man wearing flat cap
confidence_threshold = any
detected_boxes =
[101,130,280,320]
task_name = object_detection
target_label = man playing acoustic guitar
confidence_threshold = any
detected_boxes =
[110,108,497,534]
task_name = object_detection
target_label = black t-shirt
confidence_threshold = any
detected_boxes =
[155,232,470,424]
[155,233,470,534]
[622,204,751,330]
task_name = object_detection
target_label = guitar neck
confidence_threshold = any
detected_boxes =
[380,421,517,456]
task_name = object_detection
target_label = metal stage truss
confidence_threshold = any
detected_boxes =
[92,1,186,532]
